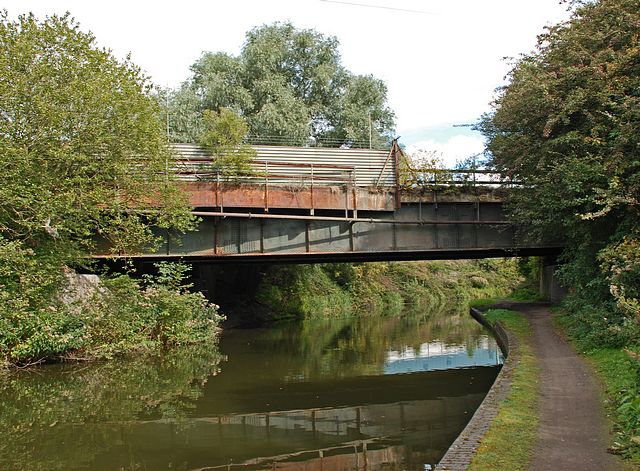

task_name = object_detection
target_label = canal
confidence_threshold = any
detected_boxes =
[0,308,502,470]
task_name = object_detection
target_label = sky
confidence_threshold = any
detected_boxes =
[5,0,572,166]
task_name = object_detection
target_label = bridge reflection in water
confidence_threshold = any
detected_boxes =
[91,368,498,471]
[84,323,502,471]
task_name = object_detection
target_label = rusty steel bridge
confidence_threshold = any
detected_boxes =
[97,141,562,263]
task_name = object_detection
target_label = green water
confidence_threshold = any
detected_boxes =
[0,309,502,471]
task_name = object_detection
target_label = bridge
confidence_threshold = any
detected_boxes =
[97,141,562,264]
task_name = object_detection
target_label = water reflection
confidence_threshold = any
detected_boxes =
[385,338,502,374]
[0,309,502,471]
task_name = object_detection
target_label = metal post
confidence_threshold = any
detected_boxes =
[352,169,358,219]
[216,172,221,210]
[392,214,397,250]
[349,222,355,251]
[354,445,359,470]
[310,164,315,216]
[475,202,480,248]
[259,220,265,253]
[344,183,349,219]
[363,442,368,471]
[434,199,439,249]
[455,204,461,248]
[305,221,311,253]
[312,410,317,437]
[213,218,218,255]
[264,161,269,212]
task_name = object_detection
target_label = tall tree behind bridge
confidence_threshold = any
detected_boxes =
[480,0,640,344]
[167,22,396,148]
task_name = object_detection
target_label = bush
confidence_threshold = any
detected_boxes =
[0,261,223,367]
[560,294,640,351]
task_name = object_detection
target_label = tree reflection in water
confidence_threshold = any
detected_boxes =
[0,308,501,470]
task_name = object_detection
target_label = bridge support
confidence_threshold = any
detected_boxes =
[539,255,567,302]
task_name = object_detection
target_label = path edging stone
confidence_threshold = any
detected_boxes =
[435,307,519,471]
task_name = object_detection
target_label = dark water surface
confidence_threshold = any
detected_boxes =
[0,310,502,471]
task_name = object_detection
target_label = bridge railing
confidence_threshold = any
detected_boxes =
[400,168,519,189]
[172,158,357,187]
[172,156,364,214]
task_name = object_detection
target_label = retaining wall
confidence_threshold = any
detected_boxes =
[435,308,518,471]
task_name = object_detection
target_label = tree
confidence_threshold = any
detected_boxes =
[200,108,256,178]
[0,12,193,257]
[480,0,639,342]
[168,22,396,147]
[0,13,208,365]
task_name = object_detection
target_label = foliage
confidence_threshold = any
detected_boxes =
[469,309,539,471]
[0,345,223,470]
[253,259,521,322]
[167,22,395,147]
[479,0,640,347]
[0,13,195,258]
[255,264,354,321]
[84,265,223,357]
[599,234,640,323]
[199,108,256,179]
[0,261,223,367]
[0,13,219,366]
[398,147,448,188]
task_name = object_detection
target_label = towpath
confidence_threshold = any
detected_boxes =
[496,302,622,471]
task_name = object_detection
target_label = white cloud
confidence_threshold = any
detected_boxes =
[407,134,485,168]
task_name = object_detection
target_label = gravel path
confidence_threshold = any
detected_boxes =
[518,304,622,471]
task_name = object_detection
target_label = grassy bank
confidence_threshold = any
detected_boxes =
[467,309,539,471]
[253,259,521,323]
[555,311,640,464]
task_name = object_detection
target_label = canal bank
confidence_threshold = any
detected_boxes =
[448,303,631,471]
[436,307,531,471]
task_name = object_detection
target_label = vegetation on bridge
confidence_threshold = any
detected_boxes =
[480,0,640,458]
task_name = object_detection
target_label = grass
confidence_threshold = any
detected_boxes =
[469,298,502,309]
[469,282,547,310]
[256,259,522,322]
[554,311,640,466]
[468,309,540,471]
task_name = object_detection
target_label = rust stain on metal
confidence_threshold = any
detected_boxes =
[182,182,397,211]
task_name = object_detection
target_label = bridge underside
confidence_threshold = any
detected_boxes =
[120,247,561,264]
[98,201,562,264]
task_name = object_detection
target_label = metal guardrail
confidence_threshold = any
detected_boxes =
[401,169,519,188]
[173,158,356,187]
